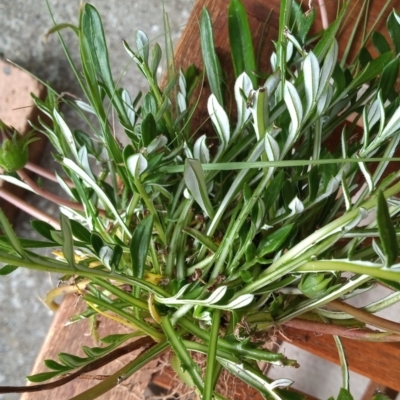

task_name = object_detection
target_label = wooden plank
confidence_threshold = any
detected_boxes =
[21,294,158,400]
[281,326,400,392]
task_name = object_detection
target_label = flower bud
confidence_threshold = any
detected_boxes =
[0,121,39,172]
[299,273,333,298]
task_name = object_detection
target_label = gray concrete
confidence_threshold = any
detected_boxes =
[0,1,192,398]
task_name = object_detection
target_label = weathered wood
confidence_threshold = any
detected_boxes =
[281,326,400,392]
[21,295,157,400]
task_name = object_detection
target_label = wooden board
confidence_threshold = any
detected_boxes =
[20,294,158,400]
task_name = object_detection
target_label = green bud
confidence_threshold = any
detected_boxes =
[0,121,39,172]
[299,273,333,298]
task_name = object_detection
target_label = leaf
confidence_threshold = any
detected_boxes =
[62,158,131,237]
[150,43,162,78]
[130,215,153,278]
[372,31,391,54]
[387,10,400,55]
[283,81,303,153]
[263,170,284,211]
[233,73,253,135]
[337,387,354,400]
[265,132,280,161]
[379,103,400,141]
[127,153,148,178]
[200,7,224,105]
[27,371,62,383]
[193,135,210,163]
[228,0,257,87]
[347,52,393,92]
[207,94,230,156]
[377,190,399,267]
[0,265,18,275]
[183,227,218,252]
[44,359,70,371]
[70,220,91,243]
[135,30,149,64]
[31,220,56,242]
[378,58,399,101]
[0,208,25,256]
[303,51,320,116]
[58,352,88,368]
[184,159,215,218]
[141,113,157,147]
[60,214,75,267]
[257,224,294,257]
[53,109,79,161]
[318,40,338,99]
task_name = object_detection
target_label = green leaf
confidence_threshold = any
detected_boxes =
[208,94,230,156]
[27,371,62,383]
[387,10,400,55]
[372,394,392,400]
[45,23,79,38]
[150,43,162,78]
[228,0,257,87]
[62,157,131,237]
[182,227,218,252]
[296,8,315,45]
[58,352,89,368]
[130,215,153,279]
[160,316,204,391]
[60,214,75,267]
[283,81,303,153]
[308,166,320,202]
[337,387,354,400]
[372,31,391,54]
[263,170,284,211]
[348,51,393,92]
[377,190,399,267]
[303,51,320,116]
[44,359,70,371]
[200,7,224,105]
[378,58,399,101]
[0,265,18,275]
[70,220,91,243]
[141,113,157,147]
[135,30,149,64]
[184,158,215,218]
[0,208,25,256]
[257,224,294,257]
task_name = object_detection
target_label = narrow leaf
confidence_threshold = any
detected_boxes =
[0,265,18,275]
[184,159,215,218]
[303,51,320,116]
[377,191,399,267]
[200,7,224,105]
[228,0,257,87]
[207,94,230,155]
[130,215,154,278]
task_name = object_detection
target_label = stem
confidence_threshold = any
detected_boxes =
[329,299,400,335]
[25,161,73,187]
[16,169,106,217]
[70,340,168,400]
[203,309,221,400]
[281,318,400,341]
[0,188,60,228]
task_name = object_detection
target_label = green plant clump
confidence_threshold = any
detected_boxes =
[2,0,400,399]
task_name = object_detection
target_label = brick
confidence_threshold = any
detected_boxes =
[0,59,46,221]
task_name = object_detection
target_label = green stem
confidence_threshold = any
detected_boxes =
[203,310,221,400]
[160,316,204,391]
[70,340,169,400]
[83,294,164,340]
